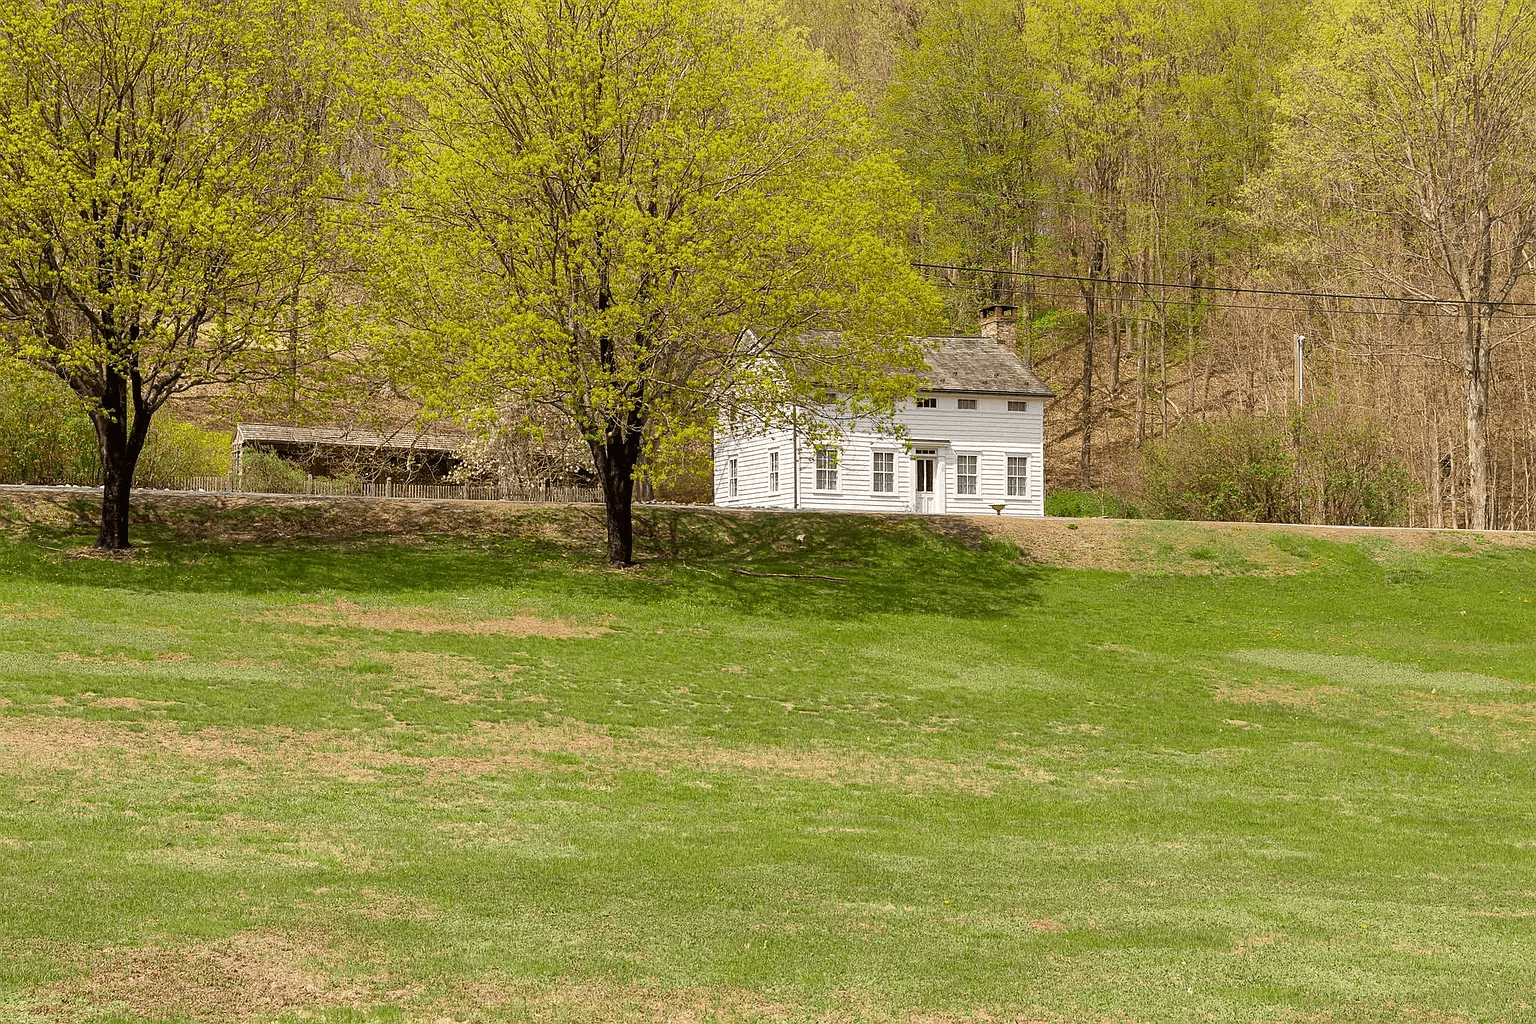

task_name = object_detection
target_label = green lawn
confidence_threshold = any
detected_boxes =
[1,497,1533,1023]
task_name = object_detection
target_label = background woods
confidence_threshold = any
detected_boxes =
[6,0,1536,537]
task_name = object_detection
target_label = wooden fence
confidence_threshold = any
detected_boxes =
[149,476,604,504]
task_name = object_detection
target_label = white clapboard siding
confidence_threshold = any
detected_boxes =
[714,393,1048,518]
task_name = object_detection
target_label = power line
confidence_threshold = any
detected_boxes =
[923,277,1536,321]
[914,261,1536,310]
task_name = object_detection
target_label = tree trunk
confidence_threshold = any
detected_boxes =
[1465,307,1493,530]
[1080,235,1106,491]
[1107,295,1121,396]
[589,417,644,567]
[88,369,152,550]
[1080,282,1096,489]
[1135,314,1147,448]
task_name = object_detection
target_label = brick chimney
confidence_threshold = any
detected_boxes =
[980,305,1028,368]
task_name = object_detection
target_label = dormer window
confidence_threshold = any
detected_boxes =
[957,398,977,410]
[916,397,937,409]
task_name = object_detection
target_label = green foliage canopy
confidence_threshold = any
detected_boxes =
[370,0,942,563]
[0,0,347,545]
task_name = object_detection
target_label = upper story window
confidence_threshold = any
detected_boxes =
[815,447,839,491]
[1007,456,1029,497]
[1007,400,1029,412]
[956,455,978,495]
[957,398,977,410]
[872,451,895,493]
[768,452,779,493]
[915,397,937,409]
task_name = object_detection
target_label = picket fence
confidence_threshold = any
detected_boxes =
[150,476,604,504]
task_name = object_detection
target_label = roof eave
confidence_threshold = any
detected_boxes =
[922,385,1058,400]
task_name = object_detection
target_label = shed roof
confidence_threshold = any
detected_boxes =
[232,423,467,453]
[920,336,1056,399]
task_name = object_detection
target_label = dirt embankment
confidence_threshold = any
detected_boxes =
[972,513,1536,574]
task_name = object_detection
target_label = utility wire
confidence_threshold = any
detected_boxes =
[915,261,1536,309]
[922,277,1536,320]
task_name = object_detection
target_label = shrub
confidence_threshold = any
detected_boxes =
[1044,488,1139,518]
[1137,407,1416,526]
[237,449,360,494]
[1308,409,1416,527]
[238,450,311,492]
[136,418,232,487]
[0,366,99,484]
[1141,416,1296,522]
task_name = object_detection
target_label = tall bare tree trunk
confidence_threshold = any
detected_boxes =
[1107,294,1121,396]
[1135,314,1147,448]
[1081,281,1096,489]
[1159,290,1168,439]
[1464,306,1493,530]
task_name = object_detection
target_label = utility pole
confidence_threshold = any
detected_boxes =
[1295,333,1306,523]
[1295,333,1306,409]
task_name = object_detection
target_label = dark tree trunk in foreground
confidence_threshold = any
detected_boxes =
[589,412,645,567]
[84,365,153,550]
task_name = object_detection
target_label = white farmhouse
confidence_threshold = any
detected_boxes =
[713,307,1055,517]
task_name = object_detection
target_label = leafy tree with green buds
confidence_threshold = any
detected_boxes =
[371,0,942,566]
[0,0,345,547]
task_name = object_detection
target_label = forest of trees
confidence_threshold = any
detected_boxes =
[794,0,1536,531]
[6,0,1536,552]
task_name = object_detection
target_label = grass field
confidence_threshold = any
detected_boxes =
[1,493,1534,1023]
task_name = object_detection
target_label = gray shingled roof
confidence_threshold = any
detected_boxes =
[920,336,1056,398]
[232,423,467,453]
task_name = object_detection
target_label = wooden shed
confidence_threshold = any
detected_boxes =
[231,423,468,485]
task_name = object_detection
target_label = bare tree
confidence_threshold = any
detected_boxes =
[1265,0,1536,529]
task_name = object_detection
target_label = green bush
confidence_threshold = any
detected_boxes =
[1137,408,1416,526]
[237,449,360,494]
[238,450,310,492]
[0,365,231,487]
[0,366,99,485]
[1142,416,1296,522]
[137,418,232,487]
[1309,410,1416,527]
[1044,488,1139,518]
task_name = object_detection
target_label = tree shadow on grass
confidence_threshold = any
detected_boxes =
[0,496,1044,623]
[630,507,1044,620]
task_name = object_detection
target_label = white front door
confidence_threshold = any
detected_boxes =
[914,455,937,513]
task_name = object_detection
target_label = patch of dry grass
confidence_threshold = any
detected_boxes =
[0,715,1052,797]
[1215,680,1351,712]
[40,932,363,1024]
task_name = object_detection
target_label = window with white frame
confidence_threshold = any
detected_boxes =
[1007,456,1029,496]
[729,458,738,497]
[872,451,895,493]
[915,396,937,408]
[956,455,978,495]
[768,452,780,493]
[815,447,839,491]
[1007,400,1029,412]
[957,398,977,410]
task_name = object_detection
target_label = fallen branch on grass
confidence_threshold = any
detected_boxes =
[731,568,848,582]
